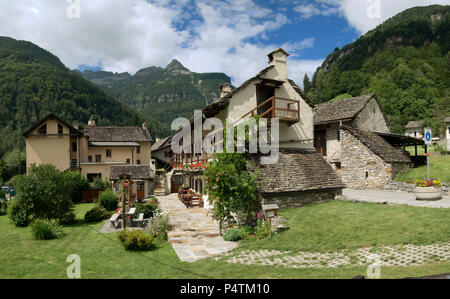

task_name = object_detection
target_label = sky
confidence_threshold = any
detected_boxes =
[0,0,448,86]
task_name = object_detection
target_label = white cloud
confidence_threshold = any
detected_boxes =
[297,0,449,34]
[0,0,317,86]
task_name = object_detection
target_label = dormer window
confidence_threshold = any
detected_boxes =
[58,124,63,135]
[38,124,47,135]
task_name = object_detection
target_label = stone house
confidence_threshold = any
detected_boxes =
[404,120,424,139]
[171,48,344,209]
[23,114,155,200]
[339,126,411,189]
[313,94,412,188]
[445,117,450,151]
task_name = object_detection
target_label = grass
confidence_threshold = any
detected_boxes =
[395,155,450,183]
[239,201,450,252]
[0,202,449,278]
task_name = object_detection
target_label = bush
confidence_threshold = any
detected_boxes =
[92,177,110,189]
[7,196,32,227]
[0,190,5,200]
[117,230,154,251]
[135,203,159,218]
[14,164,73,223]
[223,228,242,241]
[31,219,64,240]
[148,214,171,242]
[60,212,76,225]
[255,219,270,240]
[64,171,89,203]
[84,206,110,222]
[97,190,119,211]
[238,226,254,240]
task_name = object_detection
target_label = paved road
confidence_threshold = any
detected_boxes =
[342,189,450,208]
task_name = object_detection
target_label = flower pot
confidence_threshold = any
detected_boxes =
[414,186,442,201]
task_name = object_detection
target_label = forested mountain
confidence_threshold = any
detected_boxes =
[0,36,168,164]
[81,60,231,126]
[307,5,450,134]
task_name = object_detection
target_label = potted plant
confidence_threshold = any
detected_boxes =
[414,179,442,201]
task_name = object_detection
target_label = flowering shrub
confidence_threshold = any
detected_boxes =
[414,179,442,187]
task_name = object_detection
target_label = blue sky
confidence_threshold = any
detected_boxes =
[0,0,447,86]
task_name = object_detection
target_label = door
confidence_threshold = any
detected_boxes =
[137,181,145,200]
[314,130,327,156]
[256,85,275,116]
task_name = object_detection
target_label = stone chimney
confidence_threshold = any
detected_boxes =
[73,120,79,130]
[220,83,232,98]
[88,115,96,127]
[267,48,289,81]
[142,122,148,131]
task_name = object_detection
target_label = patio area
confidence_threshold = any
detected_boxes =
[158,193,237,262]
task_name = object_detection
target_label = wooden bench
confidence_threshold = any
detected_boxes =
[109,213,120,228]
[133,213,145,227]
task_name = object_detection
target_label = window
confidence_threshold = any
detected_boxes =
[72,142,77,152]
[126,159,130,164]
[38,124,47,135]
[88,156,93,163]
[448,127,450,134]
[335,162,342,170]
[137,182,145,191]
[137,146,141,154]
[137,160,141,165]
[58,124,63,135]
[365,171,369,179]
[95,155,102,163]
[337,130,340,142]
[106,149,112,157]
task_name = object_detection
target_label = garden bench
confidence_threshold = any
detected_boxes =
[109,213,120,228]
[133,213,145,227]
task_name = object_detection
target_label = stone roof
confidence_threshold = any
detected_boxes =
[247,152,344,194]
[314,94,375,125]
[151,136,171,151]
[444,117,450,123]
[83,126,152,143]
[405,120,424,129]
[341,126,411,163]
[110,165,154,180]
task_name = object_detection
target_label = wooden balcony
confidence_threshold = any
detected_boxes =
[248,96,299,124]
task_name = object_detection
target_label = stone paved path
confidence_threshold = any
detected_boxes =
[158,194,237,262]
[342,189,450,208]
[219,242,450,269]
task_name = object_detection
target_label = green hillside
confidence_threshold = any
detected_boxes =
[0,36,168,161]
[307,5,450,134]
[82,59,231,126]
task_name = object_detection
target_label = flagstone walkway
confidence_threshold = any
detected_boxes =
[158,194,238,262]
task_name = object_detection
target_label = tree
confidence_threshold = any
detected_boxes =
[303,74,312,94]
[12,164,74,224]
[204,153,261,234]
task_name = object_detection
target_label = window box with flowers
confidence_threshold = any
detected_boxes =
[414,179,442,201]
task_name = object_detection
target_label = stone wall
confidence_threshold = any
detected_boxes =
[384,181,450,195]
[352,97,389,133]
[261,188,342,210]
[340,129,410,189]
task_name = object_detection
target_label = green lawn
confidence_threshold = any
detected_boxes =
[395,155,450,183]
[0,202,449,279]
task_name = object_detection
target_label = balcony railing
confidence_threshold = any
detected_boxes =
[247,96,300,124]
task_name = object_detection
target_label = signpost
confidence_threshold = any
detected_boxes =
[424,128,432,180]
